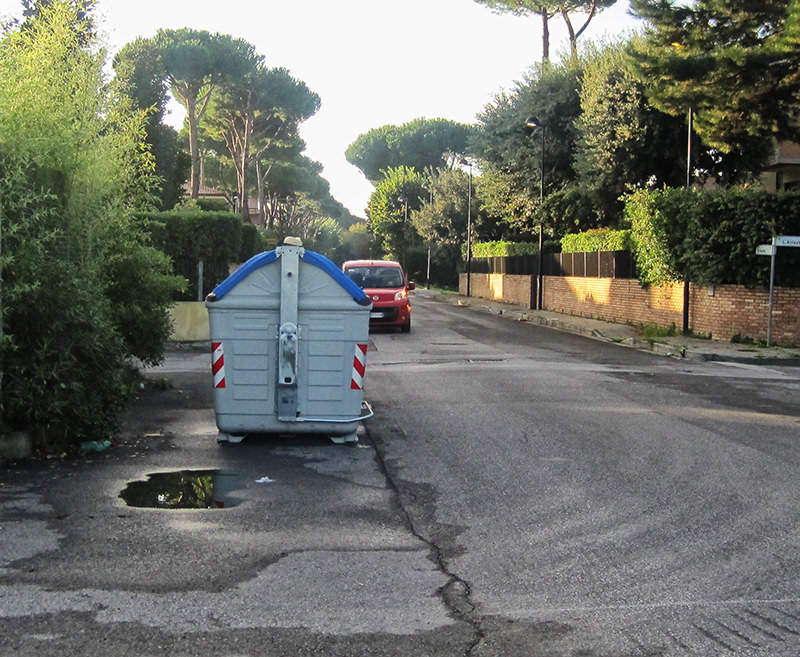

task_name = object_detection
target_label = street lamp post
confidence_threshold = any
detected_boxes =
[685,107,693,189]
[397,196,408,271]
[459,159,473,297]
[682,107,693,334]
[672,42,693,334]
[422,183,432,289]
[525,117,545,311]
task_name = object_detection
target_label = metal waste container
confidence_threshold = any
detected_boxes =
[205,238,373,444]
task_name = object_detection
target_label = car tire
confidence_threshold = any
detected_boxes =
[401,322,411,333]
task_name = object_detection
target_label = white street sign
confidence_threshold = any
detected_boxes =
[775,235,800,247]
[756,244,777,256]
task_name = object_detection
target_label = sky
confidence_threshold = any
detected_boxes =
[0,0,640,217]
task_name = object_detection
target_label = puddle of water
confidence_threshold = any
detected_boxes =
[120,470,225,509]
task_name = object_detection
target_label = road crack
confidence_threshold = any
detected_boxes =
[366,425,486,656]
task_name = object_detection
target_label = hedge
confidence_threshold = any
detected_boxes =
[561,228,633,253]
[624,188,800,287]
[471,240,560,257]
[139,211,268,300]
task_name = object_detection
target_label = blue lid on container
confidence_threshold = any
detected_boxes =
[208,248,371,306]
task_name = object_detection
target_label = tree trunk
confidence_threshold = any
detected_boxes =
[187,95,200,199]
[562,10,577,56]
[255,160,274,228]
[240,113,251,222]
[564,0,598,57]
[572,0,599,46]
[540,7,550,63]
[255,160,265,227]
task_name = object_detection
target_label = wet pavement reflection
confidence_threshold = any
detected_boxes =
[120,469,225,509]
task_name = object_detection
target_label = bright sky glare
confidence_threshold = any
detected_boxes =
[0,0,639,217]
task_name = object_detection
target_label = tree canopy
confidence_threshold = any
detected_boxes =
[202,63,320,220]
[346,118,475,183]
[412,167,475,248]
[155,28,259,198]
[113,37,189,209]
[629,0,800,165]
[473,59,584,236]
[473,0,617,61]
[574,40,689,213]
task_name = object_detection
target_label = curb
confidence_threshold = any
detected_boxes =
[425,292,800,365]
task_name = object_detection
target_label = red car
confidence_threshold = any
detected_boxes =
[342,260,414,332]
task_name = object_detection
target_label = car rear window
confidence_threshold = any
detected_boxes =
[345,266,404,289]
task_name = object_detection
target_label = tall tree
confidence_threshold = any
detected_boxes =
[251,70,320,222]
[366,166,427,262]
[410,167,489,284]
[113,37,189,209]
[346,118,475,183]
[155,29,257,199]
[474,58,583,234]
[260,158,329,230]
[629,0,800,166]
[473,0,617,61]
[574,39,687,219]
[578,39,756,198]
[204,65,320,220]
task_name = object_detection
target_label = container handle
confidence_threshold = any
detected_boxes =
[289,401,373,425]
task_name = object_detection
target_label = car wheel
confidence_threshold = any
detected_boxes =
[401,322,411,333]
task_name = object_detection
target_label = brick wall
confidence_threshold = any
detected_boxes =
[542,277,686,328]
[460,273,800,346]
[690,284,800,344]
[463,273,535,308]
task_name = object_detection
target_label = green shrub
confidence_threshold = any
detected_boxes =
[561,228,633,253]
[537,185,613,236]
[101,241,186,366]
[623,188,686,285]
[0,2,184,453]
[2,261,132,451]
[240,223,268,262]
[195,197,231,212]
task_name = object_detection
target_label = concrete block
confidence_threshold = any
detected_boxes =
[0,431,32,460]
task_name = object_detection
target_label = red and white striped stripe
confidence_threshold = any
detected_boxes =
[350,343,367,390]
[212,341,226,389]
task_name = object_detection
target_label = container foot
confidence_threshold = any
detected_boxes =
[217,432,245,444]
[329,431,359,445]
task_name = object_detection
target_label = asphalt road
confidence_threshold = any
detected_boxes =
[366,295,800,656]
[1,294,799,656]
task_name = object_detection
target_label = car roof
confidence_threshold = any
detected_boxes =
[342,260,403,269]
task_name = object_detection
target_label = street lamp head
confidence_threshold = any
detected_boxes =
[525,116,544,132]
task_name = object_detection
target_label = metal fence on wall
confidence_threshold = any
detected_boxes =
[173,257,232,301]
[470,251,636,279]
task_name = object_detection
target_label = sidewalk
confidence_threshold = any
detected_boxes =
[417,288,800,364]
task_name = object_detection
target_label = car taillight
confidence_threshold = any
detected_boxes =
[394,289,408,301]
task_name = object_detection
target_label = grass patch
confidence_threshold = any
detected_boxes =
[642,322,677,342]
[731,334,767,347]
[148,377,174,391]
